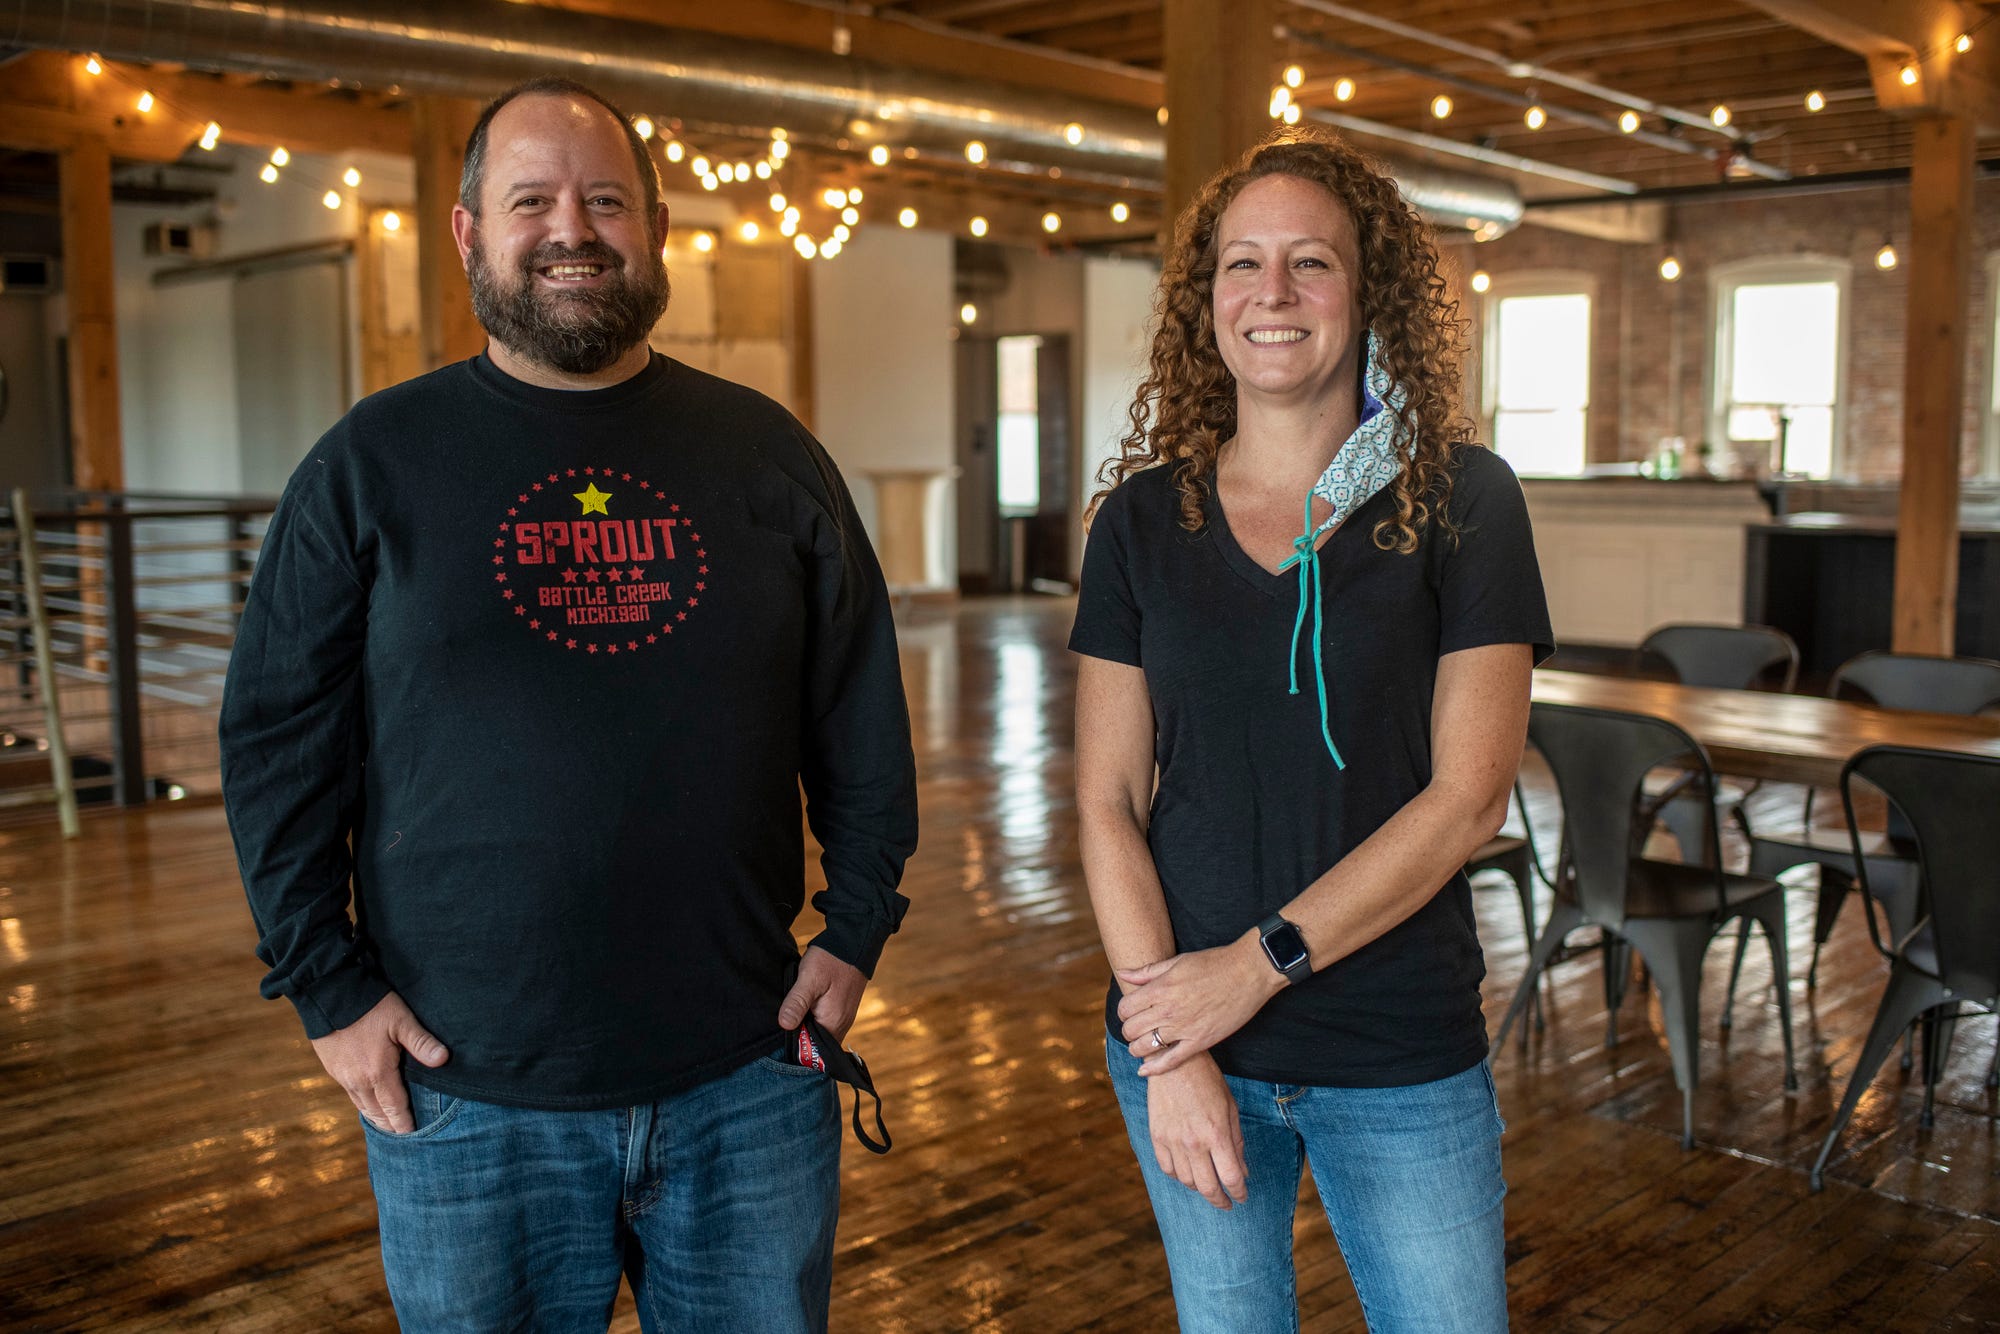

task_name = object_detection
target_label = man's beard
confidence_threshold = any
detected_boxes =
[467,234,671,376]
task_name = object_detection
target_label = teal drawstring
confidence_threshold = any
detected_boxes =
[1277,489,1345,770]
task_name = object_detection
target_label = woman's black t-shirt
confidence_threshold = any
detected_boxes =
[1068,447,1554,1088]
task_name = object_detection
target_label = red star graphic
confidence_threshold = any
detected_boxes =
[670,504,681,512]
[531,482,543,491]
[547,631,558,641]
[529,619,541,630]
[513,604,524,615]
[607,645,618,655]
[566,638,577,649]
[646,634,657,644]
[655,491,666,501]
[695,582,706,592]
[547,473,558,483]
[518,494,528,503]
[687,597,699,608]
[566,468,577,477]
[584,467,595,475]
[562,568,579,584]
[676,611,687,622]
[698,565,709,574]
[508,508,518,517]
[584,569,601,583]
[691,533,701,542]
[627,566,644,580]
[495,572,507,583]
[663,624,674,633]
[627,640,638,650]
[696,549,707,559]
[622,472,632,481]
[492,556,504,565]
[607,568,624,582]
[638,480,649,489]
[499,522,510,530]
[503,590,516,601]
[587,643,599,654]
[494,538,505,548]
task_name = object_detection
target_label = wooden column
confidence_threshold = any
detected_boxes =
[58,136,122,490]
[412,97,485,371]
[1162,0,1275,240]
[1892,115,1976,655]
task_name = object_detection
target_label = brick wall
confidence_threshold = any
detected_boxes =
[1441,176,2000,480]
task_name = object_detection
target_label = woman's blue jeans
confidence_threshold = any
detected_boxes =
[1108,1035,1509,1333]
[361,1050,840,1333]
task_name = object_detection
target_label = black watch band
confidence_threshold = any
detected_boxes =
[1257,912,1313,984]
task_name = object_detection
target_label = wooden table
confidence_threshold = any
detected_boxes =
[1531,669,2000,789]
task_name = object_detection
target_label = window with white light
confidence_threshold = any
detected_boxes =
[1481,274,1592,476]
[996,335,1042,514]
[1712,259,1847,479]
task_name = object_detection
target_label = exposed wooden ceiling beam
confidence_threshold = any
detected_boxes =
[517,0,1163,109]
[1744,0,2000,128]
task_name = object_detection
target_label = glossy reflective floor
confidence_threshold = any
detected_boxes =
[3,597,1998,1330]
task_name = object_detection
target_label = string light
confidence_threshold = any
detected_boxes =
[849,188,864,202]
[780,213,799,236]
[701,174,719,191]
[1430,95,1453,119]
[1064,122,1084,145]
[1876,241,1898,270]
[1470,271,1491,293]
[898,207,918,228]
[771,139,790,160]
[1283,104,1301,124]
[1041,211,1061,233]
[834,224,850,241]
[966,140,987,164]
[691,155,710,176]
[969,216,988,238]
[271,147,290,167]
[1805,90,1826,112]
[691,231,715,253]
[772,127,788,142]
[1659,255,1682,282]
[841,206,859,225]
[199,121,221,151]
[85,55,103,75]
[136,90,155,113]
[754,161,772,179]
[1110,201,1130,223]
[633,115,655,140]
[1524,105,1546,130]
[1957,33,1973,54]
[1618,110,1640,133]
[321,189,342,210]
[259,163,279,184]
[1900,64,1919,86]
[1270,86,1291,119]
[825,188,849,208]
[770,193,787,213]
[739,220,760,241]
[665,141,685,163]
[1284,65,1304,89]
[381,211,401,232]
[718,163,735,183]
[1710,105,1731,127]
[794,234,815,259]
[870,145,890,166]
[820,238,841,258]
[1334,78,1355,102]
[342,166,362,188]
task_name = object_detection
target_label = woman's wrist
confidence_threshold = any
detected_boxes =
[1235,929,1294,1002]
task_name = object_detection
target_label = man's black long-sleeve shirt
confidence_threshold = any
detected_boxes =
[220,353,918,1110]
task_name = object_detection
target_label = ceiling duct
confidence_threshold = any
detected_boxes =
[7,0,1524,233]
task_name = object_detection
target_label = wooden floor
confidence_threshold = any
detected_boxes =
[4,596,1999,1331]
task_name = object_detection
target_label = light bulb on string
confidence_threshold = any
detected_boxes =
[834,224,850,242]
[1334,78,1355,102]
[1957,34,1972,54]
[1876,241,1898,270]
[322,190,342,210]
[271,146,290,167]
[965,140,986,165]
[1431,95,1453,119]
[665,141,685,163]
[1269,86,1291,119]
[795,234,816,259]
[1619,110,1640,133]
[820,238,841,258]
[136,90,155,113]
[1710,105,1731,127]
[1284,65,1304,89]
[960,302,978,325]
[701,174,718,191]
[849,187,864,202]
[740,220,760,241]
[343,167,362,188]
[259,163,279,184]
[691,156,710,176]
[1283,104,1301,124]
[1900,64,1919,86]
[1659,255,1682,282]
[898,207,918,228]
[969,216,988,238]
[381,211,401,232]
[755,161,772,180]
[1110,201,1130,223]
[1042,211,1061,233]
[633,115,654,140]
[199,122,221,151]
[691,231,715,253]
[841,206,859,225]
[85,55,103,75]
[1064,122,1084,145]
[825,188,849,208]
[770,193,788,213]
[1805,90,1826,112]
[869,145,890,166]
[1525,105,1546,130]
[1470,271,1491,294]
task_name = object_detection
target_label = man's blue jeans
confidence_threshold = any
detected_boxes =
[361,1049,840,1333]
[1108,1035,1509,1333]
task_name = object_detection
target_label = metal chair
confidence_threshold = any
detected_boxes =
[1810,745,2000,1190]
[1636,623,1800,866]
[1468,781,1561,1043]
[1724,653,2000,1022]
[1494,702,1798,1149]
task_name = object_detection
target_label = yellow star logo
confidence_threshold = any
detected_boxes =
[573,483,611,515]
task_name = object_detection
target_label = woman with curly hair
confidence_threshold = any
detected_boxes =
[1068,126,1553,1331]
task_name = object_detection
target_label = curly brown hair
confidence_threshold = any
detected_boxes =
[1094,125,1474,553]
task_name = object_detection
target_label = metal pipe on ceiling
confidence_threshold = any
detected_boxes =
[5,0,1529,231]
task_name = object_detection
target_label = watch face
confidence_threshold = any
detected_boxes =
[1263,922,1309,973]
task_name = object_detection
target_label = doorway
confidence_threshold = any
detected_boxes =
[955,331,1072,594]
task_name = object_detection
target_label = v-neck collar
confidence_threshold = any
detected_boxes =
[1205,485,1391,598]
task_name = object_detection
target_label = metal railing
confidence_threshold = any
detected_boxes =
[0,491,276,812]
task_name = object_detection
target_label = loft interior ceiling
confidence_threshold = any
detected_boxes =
[9,0,2000,243]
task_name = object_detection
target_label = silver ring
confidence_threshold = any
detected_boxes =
[1150,1028,1165,1050]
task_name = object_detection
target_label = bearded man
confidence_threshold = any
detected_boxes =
[219,77,917,1333]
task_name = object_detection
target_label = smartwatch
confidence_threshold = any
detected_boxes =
[1257,912,1312,985]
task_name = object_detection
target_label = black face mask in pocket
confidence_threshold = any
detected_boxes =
[792,1015,891,1155]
